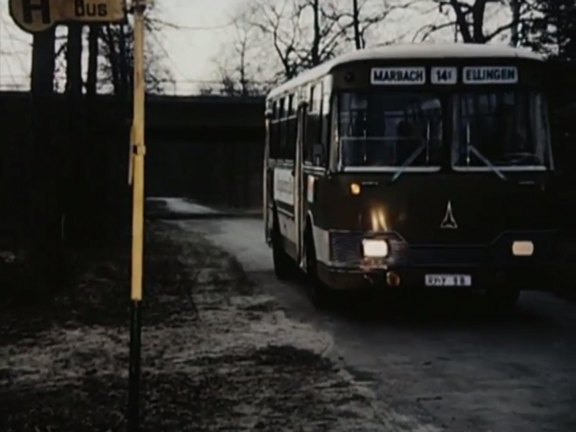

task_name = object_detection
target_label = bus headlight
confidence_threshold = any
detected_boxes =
[512,241,534,256]
[362,239,389,258]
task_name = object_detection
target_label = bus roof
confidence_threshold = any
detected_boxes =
[267,43,543,99]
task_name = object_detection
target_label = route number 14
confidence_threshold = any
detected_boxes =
[432,67,458,85]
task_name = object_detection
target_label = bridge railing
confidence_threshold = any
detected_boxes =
[0,75,275,96]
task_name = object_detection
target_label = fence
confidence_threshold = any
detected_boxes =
[0,75,275,96]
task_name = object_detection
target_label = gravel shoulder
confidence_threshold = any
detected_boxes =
[0,221,387,432]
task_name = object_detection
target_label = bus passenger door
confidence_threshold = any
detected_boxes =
[294,101,308,268]
[263,107,273,245]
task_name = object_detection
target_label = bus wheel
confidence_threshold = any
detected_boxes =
[272,214,294,280]
[485,287,520,312]
[304,227,333,309]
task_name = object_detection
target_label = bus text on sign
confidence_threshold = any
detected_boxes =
[371,67,426,85]
[463,66,518,84]
[9,0,126,33]
[431,67,458,84]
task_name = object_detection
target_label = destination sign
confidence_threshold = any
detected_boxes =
[369,65,520,85]
[371,67,426,85]
[463,66,518,84]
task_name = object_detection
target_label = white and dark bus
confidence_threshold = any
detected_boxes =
[263,43,566,309]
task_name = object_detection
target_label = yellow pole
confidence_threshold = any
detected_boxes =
[128,2,146,431]
[131,0,146,302]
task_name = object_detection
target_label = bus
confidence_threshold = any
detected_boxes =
[263,43,566,309]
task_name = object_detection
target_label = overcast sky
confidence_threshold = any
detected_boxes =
[0,0,514,93]
[150,0,247,85]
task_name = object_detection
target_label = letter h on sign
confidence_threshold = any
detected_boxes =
[22,0,50,24]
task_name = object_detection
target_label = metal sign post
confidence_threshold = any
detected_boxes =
[128,1,147,431]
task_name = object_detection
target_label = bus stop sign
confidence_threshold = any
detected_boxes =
[9,0,126,33]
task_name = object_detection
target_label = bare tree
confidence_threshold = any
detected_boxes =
[226,0,402,83]
[510,0,520,46]
[27,28,72,293]
[240,0,305,80]
[86,25,99,97]
[293,0,347,69]
[353,0,362,48]
[44,4,173,96]
[330,0,409,48]
[523,0,576,62]
[218,19,268,95]
[413,0,538,44]
[98,18,174,95]
[294,0,403,68]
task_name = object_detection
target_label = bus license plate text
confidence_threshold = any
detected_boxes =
[425,274,472,287]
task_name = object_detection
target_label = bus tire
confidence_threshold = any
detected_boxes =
[272,212,294,280]
[485,287,520,312]
[304,226,333,309]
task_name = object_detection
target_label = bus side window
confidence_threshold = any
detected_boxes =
[304,85,315,164]
[286,93,297,161]
[273,98,285,159]
[320,84,330,165]
[269,100,279,159]
[305,83,324,166]
[279,97,287,158]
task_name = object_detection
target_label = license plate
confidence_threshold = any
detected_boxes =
[425,274,472,287]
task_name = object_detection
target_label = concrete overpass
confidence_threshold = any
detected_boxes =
[145,95,264,139]
[0,91,266,209]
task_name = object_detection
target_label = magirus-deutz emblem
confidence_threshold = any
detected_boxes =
[440,200,458,229]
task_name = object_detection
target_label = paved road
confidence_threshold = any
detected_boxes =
[178,217,576,432]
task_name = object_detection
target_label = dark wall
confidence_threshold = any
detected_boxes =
[146,137,263,209]
[0,93,31,246]
[0,92,265,247]
[144,95,265,209]
[0,91,132,247]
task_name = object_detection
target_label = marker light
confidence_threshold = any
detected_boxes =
[512,241,534,256]
[386,271,401,287]
[362,239,389,258]
[350,183,361,195]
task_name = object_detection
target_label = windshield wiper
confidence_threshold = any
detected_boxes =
[464,122,507,181]
[390,141,427,183]
[391,121,433,183]
[468,146,507,181]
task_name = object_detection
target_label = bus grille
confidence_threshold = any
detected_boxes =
[330,232,363,264]
[408,246,486,266]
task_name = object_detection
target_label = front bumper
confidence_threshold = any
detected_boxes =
[317,262,556,291]
[320,230,559,291]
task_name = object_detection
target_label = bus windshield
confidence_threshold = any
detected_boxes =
[338,92,443,169]
[454,91,552,171]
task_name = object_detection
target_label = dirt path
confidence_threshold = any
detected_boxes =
[0,221,387,432]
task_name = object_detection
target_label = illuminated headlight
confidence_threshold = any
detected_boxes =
[512,241,534,256]
[362,239,389,258]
